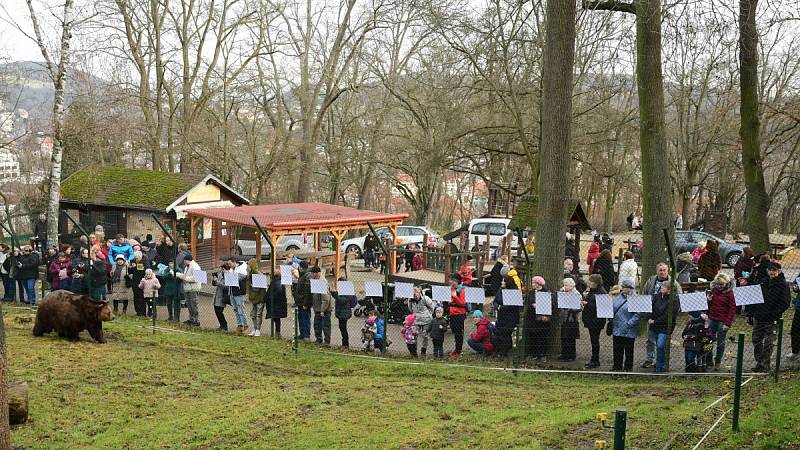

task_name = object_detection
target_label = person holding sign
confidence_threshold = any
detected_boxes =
[448,274,467,358]
[246,258,267,337]
[224,258,251,334]
[129,251,147,316]
[491,276,521,358]
[611,279,643,372]
[707,273,736,370]
[176,255,202,326]
[294,261,313,340]
[748,262,791,373]
[524,276,550,360]
[409,287,435,356]
[265,268,288,336]
[310,267,332,345]
[581,274,607,369]
[557,278,582,362]
[649,283,680,373]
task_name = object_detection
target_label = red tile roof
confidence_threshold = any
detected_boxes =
[185,202,408,231]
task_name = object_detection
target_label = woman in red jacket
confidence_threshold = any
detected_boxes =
[708,273,736,370]
[467,310,495,356]
[448,274,467,358]
[586,241,601,274]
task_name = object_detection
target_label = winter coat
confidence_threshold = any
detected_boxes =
[411,253,423,271]
[108,242,134,264]
[747,261,770,286]
[246,259,266,304]
[129,259,147,289]
[612,293,642,339]
[333,293,354,320]
[48,258,72,290]
[495,289,522,331]
[109,264,130,302]
[507,268,522,290]
[591,257,617,291]
[649,293,680,334]
[295,272,313,308]
[0,251,9,275]
[15,252,40,280]
[156,242,176,265]
[264,276,288,318]
[212,278,229,307]
[618,259,639,286]
[88,259,108,298]
[429,317,448,340]
[374,318,385,340]
[312,283,333,314]
[449,285,467,315]
[587,242,601,273]
[160,268,180,298]
[138,275,162,298]
[749,273,791,323]
[408,295,435,326]
[708,285,736,327]
[697,241,722,281]
[470,317,495,353]
[582,286,607,330]
[401,324,418,345]
[176,260,202,292]
[734,256,754,282]
[691,247,707,264]
[487,261,504,295]
[458,263,473,286]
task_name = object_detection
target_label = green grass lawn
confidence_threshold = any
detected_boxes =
[5,308,797,449]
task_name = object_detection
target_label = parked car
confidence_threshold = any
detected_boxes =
[467,217,528,251]
[674,230,745,267]
[236,234,314,258]
[340,226,439,257]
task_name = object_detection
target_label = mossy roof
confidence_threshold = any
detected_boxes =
[60,167,206,211]
[507,197,592,231]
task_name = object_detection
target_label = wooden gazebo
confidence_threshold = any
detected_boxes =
[184,202,408,279]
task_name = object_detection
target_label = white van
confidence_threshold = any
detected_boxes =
[467,218,525,250]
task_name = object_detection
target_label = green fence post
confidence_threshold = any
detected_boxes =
[732,332,745,432]
[774,316,784,382]
[613,408,627,450]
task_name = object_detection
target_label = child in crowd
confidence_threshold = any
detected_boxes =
[362,315,377,351]
[429,307,448,359]
[162,261,181,322]
[372,310,387,353]
[401,314,419,357]
[109,254,130,314]
[682,312,715,372]
[138,268,162,317]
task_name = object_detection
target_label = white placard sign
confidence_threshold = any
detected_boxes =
[310,278,329,294]
[280,265,293,285]
[394,282,414,299]
[627,294,653,313]
[534,291,552,316]
[251,274,269,289]
[557,291,583,310]
[501,289,523,306]
[365,281,384,298]
[193,270,208,285]
[733,285,765,306]
[679,292,708,313]
[465,287,485,304]
[337,280,356,296]
[595,294,614,319]
[431,285,451,303]
[224,271,239,287]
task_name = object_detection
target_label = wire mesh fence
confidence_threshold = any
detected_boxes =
[2,227,799,376]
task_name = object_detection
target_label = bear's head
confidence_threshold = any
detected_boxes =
[95,301,114,322]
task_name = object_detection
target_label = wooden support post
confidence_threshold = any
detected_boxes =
[189,216,199,260]
[331,230,345,281]
[388,225,397,276]
[255,228,262,261]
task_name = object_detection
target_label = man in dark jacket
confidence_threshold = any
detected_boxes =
[15,245,40,304]
[295,261,313,339]
[649,283,680,373]
[641,262,682,368]
[363,234,378,269]
[32,213,47,251]
[749,262,790,372]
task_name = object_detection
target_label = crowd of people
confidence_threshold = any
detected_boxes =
[2,220,797,374]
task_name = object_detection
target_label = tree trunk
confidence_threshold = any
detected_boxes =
[0,303,9,447]
[739,0,770,253]
[635,0,673,285]
[603,176,616,233]
[532,0,576,355]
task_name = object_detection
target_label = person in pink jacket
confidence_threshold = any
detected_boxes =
[138,269,162,317]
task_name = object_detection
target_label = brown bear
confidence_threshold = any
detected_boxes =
[33,290,115,343]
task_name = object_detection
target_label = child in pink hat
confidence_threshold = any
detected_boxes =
[402,313,419,357]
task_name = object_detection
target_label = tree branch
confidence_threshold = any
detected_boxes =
[581,0,636,14]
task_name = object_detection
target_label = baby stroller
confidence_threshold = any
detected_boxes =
[353,296,377,317]
[386,297,411,324]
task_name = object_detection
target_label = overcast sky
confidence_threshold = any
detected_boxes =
[1,0,58,62]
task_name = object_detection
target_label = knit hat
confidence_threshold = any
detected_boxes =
[405,314,416,325]
[183,254,193,261]
[115,254,126,261]
[366,317,376,326]
[435,306,443,314]
[500,265,510,277]
[620,278,635,289]
[767,261,782,271]
[532,276,545,287]
[472,310,483,319]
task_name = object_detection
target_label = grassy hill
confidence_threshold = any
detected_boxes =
[5,307,798,449]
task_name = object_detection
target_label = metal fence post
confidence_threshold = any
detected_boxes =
[613,408,627,450]
[774,316,784,382]
[732,332,745,432]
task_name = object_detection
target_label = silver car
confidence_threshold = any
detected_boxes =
[236,234,314,257]
[340,226,439,257]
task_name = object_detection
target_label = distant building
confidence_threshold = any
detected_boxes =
[0,150,20,180]
[0,112,13,133]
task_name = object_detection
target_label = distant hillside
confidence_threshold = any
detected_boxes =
[0,61,54,114]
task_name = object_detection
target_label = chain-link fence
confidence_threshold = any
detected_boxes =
[3,227,798,376]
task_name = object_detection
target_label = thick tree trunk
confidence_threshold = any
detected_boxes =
[635,0,673,285]
[532,0,576,355]
[739,0,770,253]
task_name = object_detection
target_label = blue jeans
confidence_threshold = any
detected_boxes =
[23,278,36,304]
[467,338,487,355]
[230,295,249,327]
[655,332,668,373]
[1,273,13,300]
[297,307,311,338]
[685,350,706,372]
[708,320,728,364]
